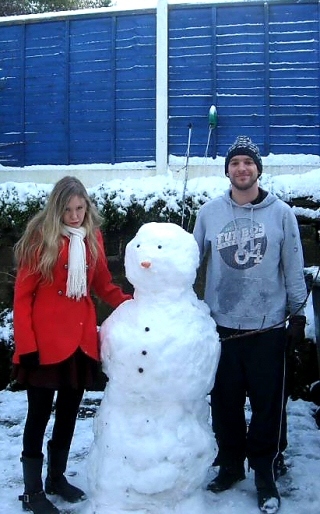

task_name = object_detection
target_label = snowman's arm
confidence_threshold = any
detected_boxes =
[99,320,112,364]
[193,212,210,264]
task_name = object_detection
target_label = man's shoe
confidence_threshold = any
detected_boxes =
[207,464,245,493]
[273,453,288,480]
[255,471,280,514]
[257,489,280,514]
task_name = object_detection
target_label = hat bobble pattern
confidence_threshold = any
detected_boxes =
[225,136,263,177]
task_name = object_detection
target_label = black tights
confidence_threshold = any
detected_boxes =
[23,386,84,458]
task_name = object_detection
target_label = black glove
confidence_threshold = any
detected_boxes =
[304,272,314,293]
[19,351,40,371]
[286,315,306,355]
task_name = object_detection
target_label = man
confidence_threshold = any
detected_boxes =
[193,136,307,514]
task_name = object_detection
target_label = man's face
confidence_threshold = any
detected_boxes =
[227,154,259,191]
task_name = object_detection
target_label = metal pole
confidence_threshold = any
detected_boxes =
[156,0,168,175]
[181,123,193,228]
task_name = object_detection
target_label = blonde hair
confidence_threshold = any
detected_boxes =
[14,176,103,281]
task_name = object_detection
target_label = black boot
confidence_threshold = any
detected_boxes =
[255,469,280,514]
[45,441,86,503]
[207,462,245,493]
[19,455,60,513]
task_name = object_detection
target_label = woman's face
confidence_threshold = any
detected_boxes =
[63,195,87,228]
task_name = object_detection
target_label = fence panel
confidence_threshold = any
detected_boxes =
[0,25,25,166]
[168,7,215,158]
[215,4,266,156]
[115,13,156,163]
[24,21,68,165]
[69,17,115,164]
[268,2,320,154]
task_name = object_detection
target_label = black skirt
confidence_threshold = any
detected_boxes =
[11,348,99,390]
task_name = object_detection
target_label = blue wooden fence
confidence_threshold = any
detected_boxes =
[0,0,319,167]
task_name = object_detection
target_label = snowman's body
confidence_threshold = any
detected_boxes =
[84,223,221,514]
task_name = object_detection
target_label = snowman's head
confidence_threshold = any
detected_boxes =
[125,222,199,293]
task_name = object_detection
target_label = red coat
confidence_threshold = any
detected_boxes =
[13,230,131,365]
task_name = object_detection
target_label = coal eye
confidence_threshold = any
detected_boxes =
[137,244,140,248]
[158,245,162,249]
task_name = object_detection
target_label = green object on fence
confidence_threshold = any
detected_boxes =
[208,105,218,128]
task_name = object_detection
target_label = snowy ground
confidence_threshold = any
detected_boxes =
[0,388,320,514]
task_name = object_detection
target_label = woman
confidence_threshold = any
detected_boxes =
[12,176,131,514]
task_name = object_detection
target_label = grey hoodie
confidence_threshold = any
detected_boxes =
[193,189,307,330]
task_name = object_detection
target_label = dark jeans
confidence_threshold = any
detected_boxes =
[23,385,84,458]
[211,326,287,472]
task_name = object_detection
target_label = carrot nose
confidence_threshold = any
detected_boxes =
[141,261,151,269]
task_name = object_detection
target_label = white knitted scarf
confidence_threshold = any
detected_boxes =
[61,225,87,300]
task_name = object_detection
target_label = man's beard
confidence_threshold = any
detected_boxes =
[230,174,258,191]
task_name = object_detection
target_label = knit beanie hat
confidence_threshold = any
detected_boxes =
[225,136,263,177]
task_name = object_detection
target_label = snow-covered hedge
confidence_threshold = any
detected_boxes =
[2,170,320,237]
[0,178,213,236]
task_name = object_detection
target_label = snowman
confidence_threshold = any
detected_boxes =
[82,222,221,514]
